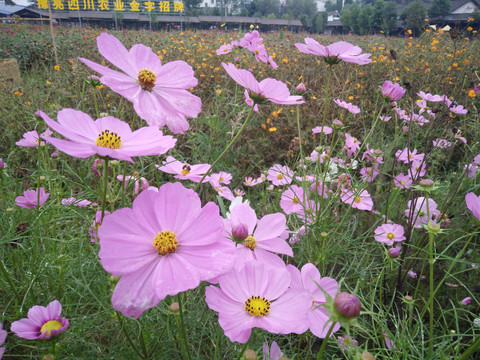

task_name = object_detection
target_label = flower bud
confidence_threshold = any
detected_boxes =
[51,152,58,158]
[169,302,180,312]
[0,158,5,169]
[361,351,376,360]
[388,247,400,258]
[296,83,307,93]
[234,57,241,62]
[232,223,249,241]
[334,291,361,318]
[461,297,471,306]
[332,119,343,128]
[244,349,257,360]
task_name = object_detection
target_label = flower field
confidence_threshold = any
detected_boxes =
[0,23,479,359]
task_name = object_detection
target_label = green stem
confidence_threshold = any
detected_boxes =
[101,159,109,222]
[456,337,480,360]
[318,64,333,150]
[316,322,336,360]
[0,259,22,305]
[117,312,144,358]
[424,192,434,358]
[194,106,255,192]
[177,294,192,360]
[93,87,99,119]
[235,338,250,360]
[213,324,222,360]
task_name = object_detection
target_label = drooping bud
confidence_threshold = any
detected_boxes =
[334,291,361,319]
[296,83,307,93]
[232,223,249,241]
[388,246,400,258]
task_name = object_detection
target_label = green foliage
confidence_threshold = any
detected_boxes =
[250,0,280,17]
[401,0,427,34]
[429,0,452,18]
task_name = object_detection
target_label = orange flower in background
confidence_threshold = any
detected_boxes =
[54,65,60,71]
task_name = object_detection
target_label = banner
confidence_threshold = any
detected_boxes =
[35,0,184,13]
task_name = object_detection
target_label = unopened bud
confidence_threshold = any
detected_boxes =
[427,222,441,233]
[334,291,361,318]
[320,232,328,238]
[244,349,257,360]
[388,247,400,258]
[373,149,383,157]
[332,119,343,127]
[232,223,249,241]
[51,152,58,158]
[296,83,307,93]
[169,302,180,312]
[419,179,434,188]
[361,351,376,360]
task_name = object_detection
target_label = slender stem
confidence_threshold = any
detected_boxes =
[117,312,144,358]
[213,324,222,360]
[235,338,250,360]
[456,336,480,360]
[318,64,333,150]
[177,294,192,360]
[138,326,149,359]
[316,322,336,360]
[0,259,22,304]
[101,159,109,222]
[93,87,99,119]
[194,106,254,192]
[424,192,434,358]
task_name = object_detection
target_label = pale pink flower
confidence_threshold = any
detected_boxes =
[433,138,452,148]
[295,38,372,65]
[383,330,396,350]
[338,336,358,350]
[334,99,361,114]
[15,188,50,209]
[263,341,283,360]
[449,104,468,114]
[89,210,110,243]
[205,261,311,343]
[342,133,361,157]
[461,297,471,306]
[360,165,379,183]
[287,263,341,338]
[382,81,406,101]
[156,156,210,183]
[225,203,292,269]
[216,44,233,55]
[466,192,480,221]
[310,180,329,199]
[117,174,149,194]
[79,33,201,134]
[280,185,306,214]
[234,188,245,196]
[374,223,406,246]
[243,176,257,186]
[395,148,425,164]
[380,115,392,122]
[61,197,92,207]
[98,183,235,318]
[209,179,235,201]
[0,322,6,358]
[267,164,294,186]
[222,63,304,108]
[405,197,441,228]
[394,173,412,189]
[37,109,176,163]
[288,226,306,245]
[409,160,427,179]
[16,129,52,147]
[454,130,467,144]
[10,300,69,340]
[417,91,445,102]
[341,189,373,211]
[312,126,333,135]
[210,171,232,185]
[465,164,477,178]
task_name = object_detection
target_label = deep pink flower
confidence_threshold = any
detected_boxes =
[334,99,361,114]
[16,129,52,147]
[225,203,292,269]
[0,323,6,358]
[466,193,480,221]
[10,300,69,340]
[79,33,201,134]
[222,63,304,109]
[287,263,340,338]
[295,38,372,65]
[0,158,5,170]
[155,156,210,183]
[98,183,235,318]
[374,224,406,246]
[334,291,361,318]
[461,297,471,306]
[205,261,311,343]
[296,83,307,93]
[267,164,294,186]
[37,109,176,163]
[382,81,406,101]
[15,188,49,209]
[341,189,373,211]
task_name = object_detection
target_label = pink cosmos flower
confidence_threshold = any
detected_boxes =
[465,164,477,178]
[374,223,406,246]
[37,109,176,163]
[280,185,306,214]
[461,297,472,306]
[334,99,361,114]
[417,91,445,102]
[89,210,110,243]
[61,197,92,207]
[0,158,5,170]
[295,38,372,65]
[407,270,418,278]
[117,174,149,194]
[243,176,258,186]
[205,261,311,343]
[341,189,373,211]
[380,115,392,122]
[312,126,333,135]
[210,171,232,185]
[155,156,210,183]
[16,129,52,147]
[10,300,69,340]
[405,197,441,228]
[234,188,245,196]
[216,44,233,55]
[225,203,292,269]
[287,263,341,338]
[409,160,427,179]
[360,165,379,183]
[267,164,294,186]
[395,148,425,164]
[98,183,235,318]
[79,33,201,134]
[209,179,235,201]
[310,180,329,199]
[337,336,358,350]
[263,341,283,360]
[449,104,468,114]
[466,193,480,221]
[454,130,467,144]
[15,188,50,209]
[288,226,306,245]
[382,81,406,101]
[0,323,6,359]
[394,173,413,189]
[383,329,396,350]
[433,138,452,148]
[342,133,361,157]
[222,63,304,110]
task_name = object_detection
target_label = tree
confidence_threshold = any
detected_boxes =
[285,0,318,19]
[358,4,374,34]
[401,0,427,34]
[325,0,336,12]
[311,11,328,33]
[251,0,281,17]
[184,0,203,15]
[381,1,397,35]
[429,0,452,18]
[341,4,361,33]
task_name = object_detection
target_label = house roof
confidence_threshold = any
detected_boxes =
[0,2,28,15]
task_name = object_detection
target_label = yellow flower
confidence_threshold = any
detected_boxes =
[407,29,412,35]
[216,89,222,95]
[468,89,476,98]
[54,65,60,71]
[268,127,277,132]
[46,80,51,85]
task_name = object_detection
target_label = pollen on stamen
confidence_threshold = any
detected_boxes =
[137,68,156,92]
[387,232,395,240]
[153,230,179,255]
[95,129,122,149]
[244,236,256,250]
[244,295,271,317]
[354,196,362,203]
[40,320,62,336]
[181,164,191,176]
[292,196,300,204]
[276,173,284,180]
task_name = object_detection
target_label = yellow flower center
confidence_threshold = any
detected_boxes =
[153,230,179,255]
[387,232,395,240]
[219,176,224,181]
[137,68,156,91]
[95,129,122,149]
[276,173,284,180]
[354,138,358,142]
[354,196,362,203]
[292,196,299,204]
[181,164,191,176]
[40,320,62,336]
[245,295,270,317]
[244,236,256,250]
